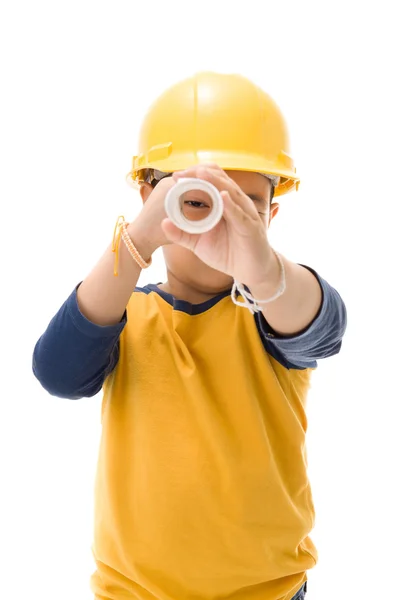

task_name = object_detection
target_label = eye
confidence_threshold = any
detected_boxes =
[184,201,208,208]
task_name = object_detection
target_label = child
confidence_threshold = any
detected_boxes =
[33,72,347,600]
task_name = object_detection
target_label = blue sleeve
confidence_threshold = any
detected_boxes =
[32,284,127,399]
[255,265,347,370]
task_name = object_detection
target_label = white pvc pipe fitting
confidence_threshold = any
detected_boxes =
[164,178,224,234]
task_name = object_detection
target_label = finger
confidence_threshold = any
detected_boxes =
[221,191,261,238]
[161,218,198,252]
[173,166,257,217]
[173,162,224,178]
[220,190,237,216]
[173,166,241,198]
[220,191,248,231]
[173,165,228,186]
[221,189,259,222]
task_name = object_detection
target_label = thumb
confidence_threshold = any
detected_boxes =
[161,218,198,251]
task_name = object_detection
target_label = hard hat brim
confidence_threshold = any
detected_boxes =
[128,151,300,197]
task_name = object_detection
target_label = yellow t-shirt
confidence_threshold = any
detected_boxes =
[87,267,346,600]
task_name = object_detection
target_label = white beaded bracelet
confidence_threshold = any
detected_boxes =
[231,250,286,314]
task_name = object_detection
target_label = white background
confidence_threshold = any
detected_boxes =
[0,1,399,599]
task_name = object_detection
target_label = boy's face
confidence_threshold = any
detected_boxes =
[141,170,280,294]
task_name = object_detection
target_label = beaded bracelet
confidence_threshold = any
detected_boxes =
[231,250,286,314]
[111,216,285,313]
[112,216,152,276]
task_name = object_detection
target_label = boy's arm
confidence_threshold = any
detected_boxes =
[249,255,324,337]
[254,265,347,369]
[32,223,155,399]
[33,285,125,399]
[76,222,155,326]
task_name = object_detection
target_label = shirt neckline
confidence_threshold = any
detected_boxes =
[143,283,233,314]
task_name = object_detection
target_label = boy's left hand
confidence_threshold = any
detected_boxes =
[160,164,275,287]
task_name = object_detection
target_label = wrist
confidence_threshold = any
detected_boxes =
[126,222,158,262]
[245,250,283,296]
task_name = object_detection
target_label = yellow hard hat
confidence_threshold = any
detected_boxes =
[127,72,300,197]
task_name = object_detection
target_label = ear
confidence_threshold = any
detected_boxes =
[269,202,280,226]
[140,182,153,204]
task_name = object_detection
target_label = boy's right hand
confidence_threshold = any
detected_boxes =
[127,176,177,261]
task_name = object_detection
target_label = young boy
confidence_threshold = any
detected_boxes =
[33,72,347,600]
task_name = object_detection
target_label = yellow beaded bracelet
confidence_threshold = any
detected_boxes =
[112,216,152,276]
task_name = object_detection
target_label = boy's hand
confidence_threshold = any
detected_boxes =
[128,176,178,257]
[160,164,275,287]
